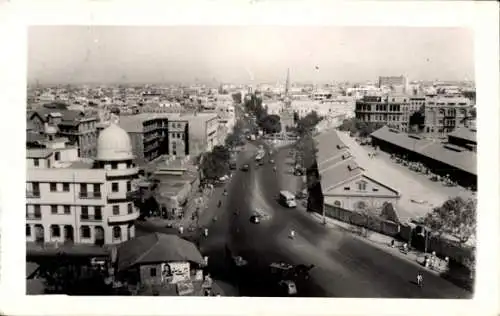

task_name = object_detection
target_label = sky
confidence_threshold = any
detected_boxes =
[28,26,474,85]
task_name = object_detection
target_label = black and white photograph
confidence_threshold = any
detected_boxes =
[0,1,499,316]
[24,24,478,298]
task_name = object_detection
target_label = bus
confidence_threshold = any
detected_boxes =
[279,190,297,208]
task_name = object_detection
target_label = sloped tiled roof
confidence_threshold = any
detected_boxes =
[448,127,477,144]
[371,126,476,175]
[116,233,204,272]
[319,158,364,192]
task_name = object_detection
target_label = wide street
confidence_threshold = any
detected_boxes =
[196,140,472,298]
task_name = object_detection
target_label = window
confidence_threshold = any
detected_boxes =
[80,183,87,193]
[111,162,118,170]
[93,184,100,193]
[334,200,341,207]
[50,183,57,192]
[51,225,60,238]
[34,205,41,218]
[81,206,89,219]
[113,226,121,240]
[150,267,157,277]
[64,205,71,214]
[26,224,31,237]
[113,205,120,215]
[94,206,102,220]
[32,182,40,192]
[51,205,58,214]
[63,183,70,192]
[128,203,133,214]
[34,159,39,167]
[357,181,367,191]
[127,181,132,192]
[343,187,350,191]
[54,152,60,161]
[372,188,379,192]
[81,226,91,239]
[112,182,119,192]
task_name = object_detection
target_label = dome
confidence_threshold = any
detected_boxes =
[96,123,134,161]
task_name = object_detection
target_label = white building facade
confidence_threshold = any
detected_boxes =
[26,123,140,246]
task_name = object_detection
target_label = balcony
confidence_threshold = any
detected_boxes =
[26,213,42,220]
[106,167,139,178]
[26,191,41,198]
[80,214,103,222]
[79,192,102,199]
[108,211,140,224]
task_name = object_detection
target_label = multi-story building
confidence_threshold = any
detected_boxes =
[26,122,140,246]
[424,96,474,135]
[355,95,405,129]
[400,96,426,132]
[118,112,219,166]
[378,75,408,93]
[28,107,98,158]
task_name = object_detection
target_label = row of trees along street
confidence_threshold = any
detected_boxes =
[243,93,282,134]
[423,196,477,246]
[199,145,231,184]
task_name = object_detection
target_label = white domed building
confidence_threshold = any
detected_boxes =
[26,122,140,248]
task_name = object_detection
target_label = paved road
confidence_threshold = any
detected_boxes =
[199,141,472,298]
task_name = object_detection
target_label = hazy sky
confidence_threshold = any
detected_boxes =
[28,26,474,84]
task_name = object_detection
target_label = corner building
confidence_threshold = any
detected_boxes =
[26,123,140,246]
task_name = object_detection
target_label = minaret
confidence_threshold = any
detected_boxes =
[284,68,292,107]
[285,68,290,97]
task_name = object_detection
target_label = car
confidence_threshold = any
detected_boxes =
[278,280,297,296]
[241,164,249,171]
[250,215,261,224]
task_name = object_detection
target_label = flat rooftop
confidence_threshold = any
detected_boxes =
[118,112,218,133]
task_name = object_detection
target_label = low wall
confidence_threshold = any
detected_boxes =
[323,204,474,269]
[323,204,400,237]
[399,223,475,268]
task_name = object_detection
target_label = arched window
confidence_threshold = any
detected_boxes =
[356,201,367,209]
[51,224,61,238]
[113,226,122,241]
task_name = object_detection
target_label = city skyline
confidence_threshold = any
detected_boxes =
[28,26,474,85]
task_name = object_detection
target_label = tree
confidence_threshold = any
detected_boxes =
[200,145,231,182]
[423,197,477,244]
[293,111,300,125]
[296,111,322,136]
[232,92,242,104]
[258,114,281,134]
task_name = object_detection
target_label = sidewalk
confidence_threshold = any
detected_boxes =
[308,211,449,275]
[147,187,214,230]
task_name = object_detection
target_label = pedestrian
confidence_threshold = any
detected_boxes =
[178,225,184,234]
[390,239,395,248]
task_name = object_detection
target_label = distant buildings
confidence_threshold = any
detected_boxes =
[27,106,98,158]
[424,96,474,135]
[355,93,474,134]
[378,75,408,94]
[118,112,219,165]
[26,122,140,247]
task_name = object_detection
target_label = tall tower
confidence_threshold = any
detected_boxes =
[285,68,290,97]
[280,68,294,133]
